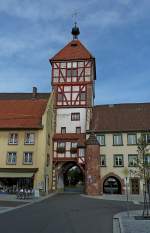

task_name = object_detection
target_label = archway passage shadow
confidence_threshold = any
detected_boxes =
[61,161,85,193]
[103,176,122,194]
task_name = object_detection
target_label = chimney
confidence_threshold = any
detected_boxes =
[32,86,37,98]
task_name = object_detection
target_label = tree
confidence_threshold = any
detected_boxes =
[136,135,150,217]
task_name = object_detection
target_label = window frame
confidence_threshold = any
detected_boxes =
[8,133,18,145]
[96,134,105,146]
[57,141,66,149]
[71,112,80,121]
[24,132,35,145]
[23,152,33,165]
[127,133,137,145]
[142,133,150,144]
[144,154,150,166]
[113,154,124,167]
[7,152,17,165]
[57,93,64,102]
[61,127,66,134]
[113,134,123,146]
[100,154,106,167]
[76,127,81,134]
[128,154,138,167]
[57,141,66,153]
[79,92,86,101]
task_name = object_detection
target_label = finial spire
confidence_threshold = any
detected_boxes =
[71,11,80,40]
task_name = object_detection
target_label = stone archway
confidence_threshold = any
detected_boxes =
[57,162,84,193]
[101,173,125,194]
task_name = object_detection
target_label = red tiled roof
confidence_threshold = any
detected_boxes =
[91,103,150,132]
[0,98,49,129]
[50,40,94,61]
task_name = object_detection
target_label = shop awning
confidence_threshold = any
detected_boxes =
[0,172,34,178]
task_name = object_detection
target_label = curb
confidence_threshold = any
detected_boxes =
[113,217,121,233]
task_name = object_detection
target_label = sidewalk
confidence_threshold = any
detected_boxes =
[81,194,150,233]
[113,210,150,233]
[0,192,57,214]
[0,194,30,203]
[81,194,144,204]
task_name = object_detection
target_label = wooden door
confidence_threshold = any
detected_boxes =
[130,178,140,194]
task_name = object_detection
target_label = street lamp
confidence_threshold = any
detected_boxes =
[123,167,129,218]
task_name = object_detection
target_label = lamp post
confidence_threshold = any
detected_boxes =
[125,176,129,217]
[123,167,129,217]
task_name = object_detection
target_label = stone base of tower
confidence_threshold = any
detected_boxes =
[85,132,101,196]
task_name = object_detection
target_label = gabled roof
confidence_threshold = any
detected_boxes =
[91,103,150,132]
[0,93,49,100]
[0,93,50,129]
[50,39,94,61]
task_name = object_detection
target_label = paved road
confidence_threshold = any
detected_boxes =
[0,193,142,233]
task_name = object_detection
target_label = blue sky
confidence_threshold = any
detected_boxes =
[0,0,150,105]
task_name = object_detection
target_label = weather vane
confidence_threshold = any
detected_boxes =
[71,10,80,39]
[72,10,79,25]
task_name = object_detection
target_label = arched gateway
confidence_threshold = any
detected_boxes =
[103,175,122,194]
[57,162,84,193]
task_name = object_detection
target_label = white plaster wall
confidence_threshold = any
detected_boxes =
[56,108,87,133]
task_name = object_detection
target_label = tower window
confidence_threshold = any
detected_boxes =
[71,113,80,121]
[61,127,66,134]
[57,93,64,101]
[79,92,86,101]
[76,127,81,133]
[67,68,77,78]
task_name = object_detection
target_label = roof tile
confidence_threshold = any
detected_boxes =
[50,40,93,61]
[91,103,150,132]
[0,97,49,129]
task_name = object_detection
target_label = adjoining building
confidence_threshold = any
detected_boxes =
[0,88,54,194]
[91,103,150,194]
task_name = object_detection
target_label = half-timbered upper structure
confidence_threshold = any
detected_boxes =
[49,24,96,190]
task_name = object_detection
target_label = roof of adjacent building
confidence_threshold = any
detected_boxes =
[91,103,150,132]
[0,93,50,100]
[50,39,94,61]
[0,93,50,129]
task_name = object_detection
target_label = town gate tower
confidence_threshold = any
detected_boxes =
[49,24,96,191]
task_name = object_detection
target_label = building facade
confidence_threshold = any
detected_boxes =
[0,89,54,194]
[92,103,150,194]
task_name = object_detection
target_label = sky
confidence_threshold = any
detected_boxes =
[0,0,150,105]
